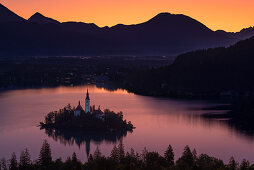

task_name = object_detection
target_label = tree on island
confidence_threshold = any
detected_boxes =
[40,104,134,133]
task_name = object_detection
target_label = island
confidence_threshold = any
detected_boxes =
[39,89,134,133]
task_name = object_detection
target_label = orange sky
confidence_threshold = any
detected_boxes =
[1,0,254,32]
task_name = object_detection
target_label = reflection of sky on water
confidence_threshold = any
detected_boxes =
[0,85,253,163]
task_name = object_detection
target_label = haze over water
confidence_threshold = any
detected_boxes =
[0,85,253,163]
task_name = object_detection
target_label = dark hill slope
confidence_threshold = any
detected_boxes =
[0,3,26,22]
[124,36,254,97]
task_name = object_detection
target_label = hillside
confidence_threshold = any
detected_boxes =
[123,36,254,98]
[0,3,25,22]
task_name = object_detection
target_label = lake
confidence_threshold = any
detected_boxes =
[0,85,253,163]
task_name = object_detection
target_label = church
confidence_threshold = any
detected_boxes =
[74,89,104,120]
[74,89,90,116]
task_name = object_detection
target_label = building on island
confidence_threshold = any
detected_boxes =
[74,89,104,121]
[74,101,83,116]
[92,105,104,120]
[85,89,90,113]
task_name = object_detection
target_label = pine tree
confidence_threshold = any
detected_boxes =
[38,140,52,168]
[110,145,119,162]
[130,148,135,157]
[164,144,174,166]
[118,140,125,161]
[19,148,31,169]
[72,152,78,163]
[141,147,148,162]
[93,146,102,160]
[71,152,82,170]
[240,159,250,170]
[192,149,197,161]
[0,158,7,170]
[228,156,238,170]
[176,145,195,169]
[182,145,194,165]
[88,154,93,162]
[9,153,18,170]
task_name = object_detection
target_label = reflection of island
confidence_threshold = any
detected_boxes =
[39,89,134,157]
[42,127,128,158]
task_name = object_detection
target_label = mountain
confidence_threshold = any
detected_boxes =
[103,13,237,55]
[28,12,60,24]
[216,27,254,41]
[235,27,254,40]
[0,3,26,22]
[0,3,253,56]
[60,22,101,34]
[123,36,254,98]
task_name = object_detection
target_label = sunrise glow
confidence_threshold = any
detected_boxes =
[2,0,254,32]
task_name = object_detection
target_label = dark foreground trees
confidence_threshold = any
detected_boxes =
[1,141,254,170]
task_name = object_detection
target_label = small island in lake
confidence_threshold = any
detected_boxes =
[40,89,134,133]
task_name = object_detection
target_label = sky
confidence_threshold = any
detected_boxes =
[1,0,254,32]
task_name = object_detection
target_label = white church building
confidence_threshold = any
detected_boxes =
[74,89,90,116]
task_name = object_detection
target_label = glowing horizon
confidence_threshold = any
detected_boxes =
[1,0,254,32]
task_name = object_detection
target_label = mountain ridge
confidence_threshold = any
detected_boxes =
[28,12,60,24]
[0,3,26,22]
[0,2,254,56]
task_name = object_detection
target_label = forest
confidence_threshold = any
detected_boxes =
[122,36,254,98]
[0,140,253,170]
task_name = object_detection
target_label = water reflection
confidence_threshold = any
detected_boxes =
[42,128,128,158]
[0,85,253,163]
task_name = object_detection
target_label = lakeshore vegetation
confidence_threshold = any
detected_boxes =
[0,140,253,170]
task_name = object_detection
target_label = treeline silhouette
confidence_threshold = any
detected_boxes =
[123,36,254,98]
[0,140,253,170]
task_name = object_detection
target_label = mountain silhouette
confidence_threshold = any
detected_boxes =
[28,12,60,24]
[216,27,254,41]
[0,3,25,22]
[104,12,236,55]
[0,2,254,56]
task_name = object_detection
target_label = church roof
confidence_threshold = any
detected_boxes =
[86,89,90,100]
[75,101,84,111]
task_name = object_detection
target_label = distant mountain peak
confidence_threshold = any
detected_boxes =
[28,12,60,24]
[146,12,196,25]
[32,12,44,17]
[155,12,172,17]
[0,2,26,22]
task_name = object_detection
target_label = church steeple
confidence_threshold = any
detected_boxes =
[85,89,90,113]
[86,89,90,100]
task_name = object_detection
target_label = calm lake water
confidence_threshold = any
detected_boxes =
[0,85,253,163]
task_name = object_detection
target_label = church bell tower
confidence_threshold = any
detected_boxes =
[85,89,90,113]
